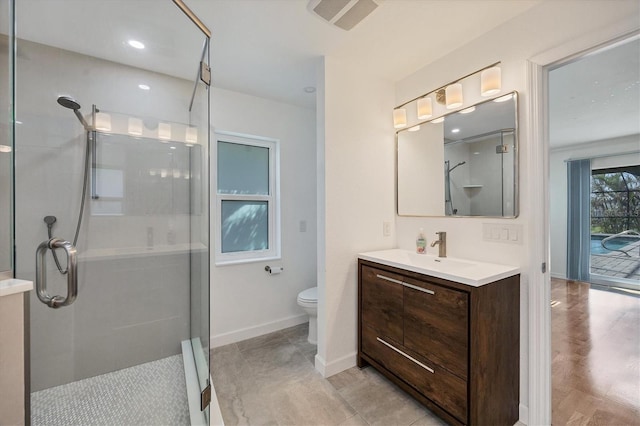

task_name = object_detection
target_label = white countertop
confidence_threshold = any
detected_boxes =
[358,249,520,287]
[0,279,33,297]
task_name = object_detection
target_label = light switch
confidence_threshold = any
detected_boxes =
[491,227,500,239]
[299,220,307,232]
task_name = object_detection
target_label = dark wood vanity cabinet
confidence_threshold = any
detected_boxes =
[357,259,520,426]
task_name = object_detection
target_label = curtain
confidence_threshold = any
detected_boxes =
[566,158,591,281]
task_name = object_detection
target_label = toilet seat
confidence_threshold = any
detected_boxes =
[297,287,317,304]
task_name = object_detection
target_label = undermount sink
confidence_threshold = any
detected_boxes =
[358,248,519,287]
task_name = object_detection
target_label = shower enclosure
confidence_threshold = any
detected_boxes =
[6,1,211,424]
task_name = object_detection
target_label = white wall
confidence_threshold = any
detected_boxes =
[209,88,317,346]
[549,135,640,278]
[393,0,640,421]
[317,56,396,376]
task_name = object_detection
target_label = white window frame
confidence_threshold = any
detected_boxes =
[213,131,280,265]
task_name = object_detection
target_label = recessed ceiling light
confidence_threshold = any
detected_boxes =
[451,128,460,133]
[128,40,145,49]
[304,86,316,93]
[138,84,151,90]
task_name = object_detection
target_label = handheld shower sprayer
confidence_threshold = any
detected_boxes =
[57,96,91,130]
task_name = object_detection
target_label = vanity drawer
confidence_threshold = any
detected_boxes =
[403,280,469,379]
[361,265,403,343]
[362,324,468,423]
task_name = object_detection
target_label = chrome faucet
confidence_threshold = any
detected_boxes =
[430,232,447,258]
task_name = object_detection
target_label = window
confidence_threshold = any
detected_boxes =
[215,132,280,264]
[591,165,640,234]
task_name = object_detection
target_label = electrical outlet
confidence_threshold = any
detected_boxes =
[299,220,307,232]
[383,221,391,236]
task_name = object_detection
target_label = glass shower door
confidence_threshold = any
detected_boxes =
[12,1,211,424]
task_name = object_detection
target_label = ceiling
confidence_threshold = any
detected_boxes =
[549,36,640,148]
[11,0,541,109]
[9,0,638,146]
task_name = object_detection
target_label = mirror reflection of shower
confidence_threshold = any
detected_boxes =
[445,160,466,215]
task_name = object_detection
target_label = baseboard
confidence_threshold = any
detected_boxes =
[210,314,308,348]
[314,351,357,378]
[519,403,528,425]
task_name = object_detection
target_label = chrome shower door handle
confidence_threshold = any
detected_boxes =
[35,238,78,308]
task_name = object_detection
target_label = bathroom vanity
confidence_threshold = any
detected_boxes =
[357,249,520,426]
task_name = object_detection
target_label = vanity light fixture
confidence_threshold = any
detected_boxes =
[417,97,433,119]
[95,112,111,132]
[393,62,501,128]
[481,66,501,96]
[408,125,421,132]
[393,108,407,128]
[128,117,143,136]
[445,83,463,109]
[185,126,198,144]
[158,122,172,140]
[431,117,445,124]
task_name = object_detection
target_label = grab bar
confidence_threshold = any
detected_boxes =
[601,230,640,257]
[35,238,78,308]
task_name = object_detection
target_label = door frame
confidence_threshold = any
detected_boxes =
[526,19,639,425]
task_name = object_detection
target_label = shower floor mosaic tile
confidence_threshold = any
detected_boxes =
[31,354,189,426]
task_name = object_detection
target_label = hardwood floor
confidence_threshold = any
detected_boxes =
[551,278,640,425]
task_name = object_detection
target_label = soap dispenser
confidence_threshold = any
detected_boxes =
[416,228,427,254]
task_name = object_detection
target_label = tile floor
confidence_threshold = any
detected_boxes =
[31,355,189,426]
[210,323,448,426]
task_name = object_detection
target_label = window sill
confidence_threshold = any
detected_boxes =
[214,255,281,267]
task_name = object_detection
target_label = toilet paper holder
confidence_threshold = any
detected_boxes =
[264,265,283,274]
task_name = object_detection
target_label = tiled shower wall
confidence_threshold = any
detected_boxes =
[15,38,200,391]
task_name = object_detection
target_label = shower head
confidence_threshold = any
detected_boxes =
[57,96,81,110]
[57,96,90,130]
[448,161,467,172]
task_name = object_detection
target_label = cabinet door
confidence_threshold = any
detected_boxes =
[403,280,469,379]
[361,265,403,344]
[361,324,468,423]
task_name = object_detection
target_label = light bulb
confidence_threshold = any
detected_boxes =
[481,66,501,96]
[445,84,463,109]
[417,97,432,119]
[158,123,171,140]
[95,112,111,131]
[393,108,407,129]
[128,117,143,136]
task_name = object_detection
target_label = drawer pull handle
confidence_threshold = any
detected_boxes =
[376,337,434,374]
[376,274,435,295]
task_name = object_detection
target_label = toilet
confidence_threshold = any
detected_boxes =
[297,286,318,344]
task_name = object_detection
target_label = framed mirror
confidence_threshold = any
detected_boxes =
[397,91,518,217]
